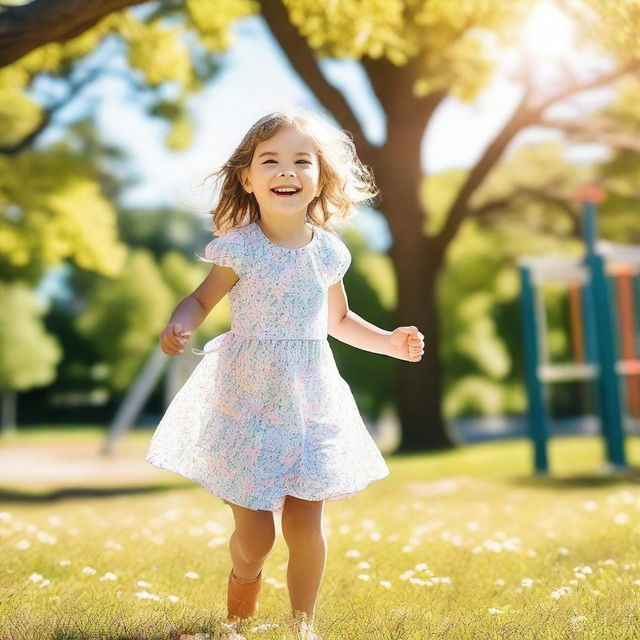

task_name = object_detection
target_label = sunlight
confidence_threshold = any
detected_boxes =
[520,0,581,65]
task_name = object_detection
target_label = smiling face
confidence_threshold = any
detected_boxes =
[241,125,322,221]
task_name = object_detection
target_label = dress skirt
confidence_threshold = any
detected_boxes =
[145,331,390,513]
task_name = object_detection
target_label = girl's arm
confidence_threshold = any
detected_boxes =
[328,281,424,362]
[160,264,238,355]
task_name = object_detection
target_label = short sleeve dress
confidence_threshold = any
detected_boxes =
[145,220,390,513]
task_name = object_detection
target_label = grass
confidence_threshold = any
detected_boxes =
[2,428,640,639]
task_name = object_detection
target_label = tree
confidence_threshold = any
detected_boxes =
[0,282,62,434]
[0,0,246,428]
[75,249,174,391]
[3,0,640,450]
[258,0,640,450]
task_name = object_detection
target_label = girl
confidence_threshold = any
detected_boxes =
[145,108,425,640]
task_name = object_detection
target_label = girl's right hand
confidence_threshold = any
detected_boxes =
[160,323,192,356]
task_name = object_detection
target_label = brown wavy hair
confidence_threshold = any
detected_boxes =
[200,107,380,236]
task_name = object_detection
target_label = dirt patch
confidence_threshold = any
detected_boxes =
[0,434,179,493]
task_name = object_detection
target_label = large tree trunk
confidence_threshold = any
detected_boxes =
[374,114,460,451]
[394,237,459,450]
[383,200,460,451]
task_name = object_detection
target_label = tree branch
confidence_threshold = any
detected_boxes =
[536,116,640,154]
[526,61,640,117]
[1,66,112,154]
[257,0,376,163]
[436,61,640,252]
[0,0,147,68]
[473,195,519,221]
[435,90,536,250]
[472,185,581,237]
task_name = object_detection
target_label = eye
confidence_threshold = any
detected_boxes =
[262,159,276,163]
[297,160,311,164]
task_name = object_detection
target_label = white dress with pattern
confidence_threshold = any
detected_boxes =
[145,220,390,512]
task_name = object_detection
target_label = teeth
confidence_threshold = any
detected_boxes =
[273,188,298,193]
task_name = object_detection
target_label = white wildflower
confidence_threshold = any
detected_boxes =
[614,513,629,525]
[250,623,280,631]
[99,572,117,581]
[550,586,573,598]
[105,540,123,550]
[570,615,587,631]
[36,531,57,544]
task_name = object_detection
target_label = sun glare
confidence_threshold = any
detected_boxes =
[520,0,580,64]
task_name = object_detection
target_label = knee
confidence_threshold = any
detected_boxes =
[233,527,276,564]
[282,518,325,549]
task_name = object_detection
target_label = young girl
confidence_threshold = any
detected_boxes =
[145,108,425,640]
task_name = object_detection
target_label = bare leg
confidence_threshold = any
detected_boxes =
[281,496,326,627]
[227,502,275,579]
[226,502,275,623]
[229,529,268,580]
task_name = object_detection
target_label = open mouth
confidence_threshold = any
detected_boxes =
[270,188,301,197]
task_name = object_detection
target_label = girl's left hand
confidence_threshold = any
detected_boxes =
[388,326,425,362]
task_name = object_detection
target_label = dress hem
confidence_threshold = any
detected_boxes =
[144,453,390,513]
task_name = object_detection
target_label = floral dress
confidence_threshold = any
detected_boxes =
[145,220,390,513]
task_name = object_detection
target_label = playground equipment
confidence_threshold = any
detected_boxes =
[518,186,640,474]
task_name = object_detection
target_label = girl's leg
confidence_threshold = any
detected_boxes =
[281,495,326,627]
[227,501,276,580]
[226,501,276,622]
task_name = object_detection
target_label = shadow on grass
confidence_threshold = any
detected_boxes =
[48,629,228,640]
[48,630,221,640]
[508,468,640,489]
[45,615,299,640]
[0,483,195,503]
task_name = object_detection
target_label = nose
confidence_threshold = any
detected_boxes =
[278,169,296,177]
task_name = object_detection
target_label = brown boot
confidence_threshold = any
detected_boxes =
[226,567,262,622]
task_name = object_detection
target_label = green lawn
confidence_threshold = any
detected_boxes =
[2,429,640,639]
